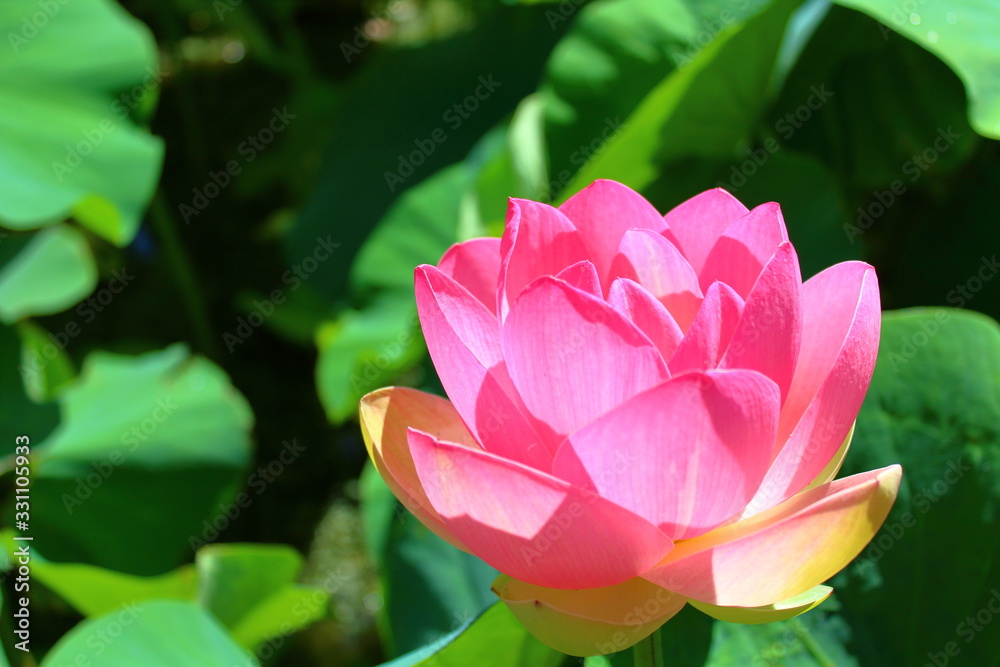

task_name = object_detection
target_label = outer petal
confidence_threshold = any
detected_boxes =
[720,242,802,404]
[358,387,480,552]
[499,199,590,318]
[552,371,780,539]
[555,260,603,299]
[502,277,668,449]
[494,575,685,657]
[698,202,789,299]
[409,429,674,589]
[415,265,551,470]
[438,237,502,314]
[609,229,703,330]
[690,585,832,625]
[607,278,684,361]
[668,282,744,376]
[663,188,749,275]
[641,465,902,607]
[559,180,666,286]
[743,263,879,515]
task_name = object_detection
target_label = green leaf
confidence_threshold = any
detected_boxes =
[835,309,1000,666]
[541,0,776,194]
[284,4,566,300]
[770,5,977,191]
[598,604,715,667]
[351,164,474,294]
[315,292,425,425]
[704,602,858,666]
[362,465,498,656]
[196,543,329,650]
[1,531,196,618]
[359,460,397,566]
[0,537,325,653]
[17,320,76,402]
[0,323,59,449]
[563,0,801,197]
[0,226,97,324]
[834,0,1000,139]
[466,95,552,232]
[27,344,254,575]
[506,94,550,202]
[0,0,163,243]
[378,602,562,667]
[40,600,257,667]
[659,605,714,666]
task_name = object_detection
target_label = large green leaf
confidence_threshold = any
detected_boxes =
[0,0,163,244]
[0,531,196,618]
[598,599,854,666]
[195,543,329,650]
[466,94,551,229]
[40,600,257,667]
[16,320,76,402]
[654,604,715,667]
[361,463,498,657]
[0,225,97,324]
[834,309,1000,666]
[324,104,556,427]
[541,0,773,190]
[350,164,474,295]
[0,324,59,450]
[770,5,977,191]
[3,537,325,653]
[564,0,801,196]
[284,3,567,300]
[704,602,858,666]
[25,345,254,575]
[379,602,562,667]
[315,292,425,425]
[834,0,1000,139]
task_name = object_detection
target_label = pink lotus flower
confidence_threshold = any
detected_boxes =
[360,180,900,656]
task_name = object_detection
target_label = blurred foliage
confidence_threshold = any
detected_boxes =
[0,0,999,665]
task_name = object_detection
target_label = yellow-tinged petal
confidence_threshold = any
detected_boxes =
[803,424,855,491]
[689,585,832,624]
[359,387,481,552]
[493,574,685,657]
[642,465,901,607]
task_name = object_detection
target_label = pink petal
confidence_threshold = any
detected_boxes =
[499,199,590,319]
[439,238,503,314]
[668,282,744,375]
[502,277,669,449]
[607,278,684,361]
[415,265,552,470]
[552,371,779,540]
[409,429,674,589]
[642,465,901,607]
[609,229,703,330]
[743,263,880,515]
[663,188,749,274]
[698,202,789,299]
[720,243,802,404]
[555,260,603,299]
[359,387,482,552]
[559,180,666,286]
